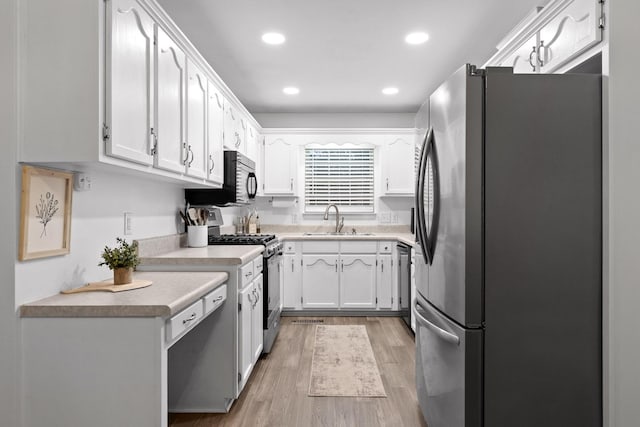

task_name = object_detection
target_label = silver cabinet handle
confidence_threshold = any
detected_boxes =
[292,258,294,272]
[182,313,197,325]
[290,178,293,190]
[208,154,214,173]
[528,45,537,71]
[150,127,158,155]
[386,177,389,190]
[213,295,224,302]
[413,300,460,345]
[187,145,194,166]
[182,142,189,165]
[381,260,384,273]
[537,40,545,67]
[245,271,253,278]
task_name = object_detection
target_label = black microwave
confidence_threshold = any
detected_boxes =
[185,151,257,206]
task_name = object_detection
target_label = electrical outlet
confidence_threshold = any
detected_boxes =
[73,173,92,191]
[379,212,391,223]
[124,212,133,235]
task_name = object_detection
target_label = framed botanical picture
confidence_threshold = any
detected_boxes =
[19,165,73,261]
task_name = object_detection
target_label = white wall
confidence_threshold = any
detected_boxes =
[15,170,185,304]
[254,112,415,128]
[605,1,640,425]
[0,0,19,425]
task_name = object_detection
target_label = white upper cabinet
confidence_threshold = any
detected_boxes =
[245,123,259,162]
[21,0,260,188]
[223,102,243,151]
[154,25,186,173]
[185,59,208,179]
[381,135,415,196]
[263,135,297,195]
[537,0,602,73]
[499,34,540,73]
[105,0,155,165]
[206,81,225,185]
[485,0,602,74]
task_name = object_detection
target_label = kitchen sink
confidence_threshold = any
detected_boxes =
[302,232,375,236]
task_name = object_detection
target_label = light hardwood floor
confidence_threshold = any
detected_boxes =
[169,316,427,427]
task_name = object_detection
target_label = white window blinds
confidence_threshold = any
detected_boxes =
[304,148,375,213]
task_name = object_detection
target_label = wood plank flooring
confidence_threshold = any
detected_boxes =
[169,316,427,427]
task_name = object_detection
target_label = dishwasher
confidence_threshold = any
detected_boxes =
[397,243,411,331]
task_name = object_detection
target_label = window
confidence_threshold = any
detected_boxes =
[304,147,375,213]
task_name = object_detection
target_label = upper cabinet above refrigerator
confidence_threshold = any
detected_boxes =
[486,0,604,73]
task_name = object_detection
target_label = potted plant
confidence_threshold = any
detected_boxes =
[99,237,139,285]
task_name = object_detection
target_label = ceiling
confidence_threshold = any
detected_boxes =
[157,0,546,114]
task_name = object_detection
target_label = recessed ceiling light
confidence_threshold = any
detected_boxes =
[405,32,429,45]
[382,87,399,95]
[283,87,300,95]
[262,32,286,45]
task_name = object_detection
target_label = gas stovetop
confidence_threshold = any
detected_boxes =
[208,234,277,246]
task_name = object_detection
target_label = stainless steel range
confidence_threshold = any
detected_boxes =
[208,233,283,354]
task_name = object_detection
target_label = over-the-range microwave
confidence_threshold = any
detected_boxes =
[185,151,257,206]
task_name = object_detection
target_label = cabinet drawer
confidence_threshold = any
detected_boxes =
[203,285,227,315]
[166,300,204,342]
[340,241,377,254]
[254,257,263,274]
[283,241,297,253]
[240,261,255,288]
[302,241,339,253]
[378,241,394,254]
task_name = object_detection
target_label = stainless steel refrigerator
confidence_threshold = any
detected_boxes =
[413,65,601,427]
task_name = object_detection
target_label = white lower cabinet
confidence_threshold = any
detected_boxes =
[283,253,302,309]
[340,255,376,309]
[252,275,264,362]
[238,258,263,392]
[376,254,393,309]
[284,240,399,311]
[301,255,339,309]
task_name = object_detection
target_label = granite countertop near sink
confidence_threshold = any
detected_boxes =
[21,271,228,318]
[261,225,415,247]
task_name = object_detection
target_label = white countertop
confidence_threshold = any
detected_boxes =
[139,245,264,266]
[20,271,228,318]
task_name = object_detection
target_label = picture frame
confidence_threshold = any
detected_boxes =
[19,165,73,261]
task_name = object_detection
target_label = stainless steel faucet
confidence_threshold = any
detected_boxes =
[323,204,344,233]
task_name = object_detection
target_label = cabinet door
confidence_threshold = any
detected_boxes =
[499,34,540,73]
[377,254,393,309]
[539,0,602,73]
[253,276,264,362]
[238,283,254,391]
[381,136,415,195]
[263,136,296,195]
[283,254,302,310]
[340,255,376,309]
[185,59,208,179]
[155,26,186,173]
[223,102,240,150]
[206,81,224,185]
[106,0,154,165]
[301,255,339,309]
[245,123,259,162]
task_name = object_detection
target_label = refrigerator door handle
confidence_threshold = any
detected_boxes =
[426,129,441,263]
[415,128,431,265]
[413,299,460,345]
